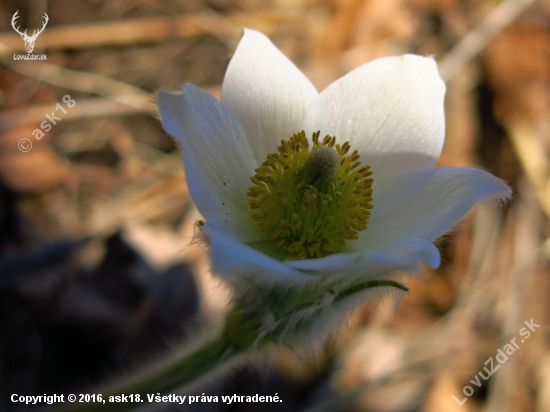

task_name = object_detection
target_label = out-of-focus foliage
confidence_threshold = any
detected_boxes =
[0,0,549,411]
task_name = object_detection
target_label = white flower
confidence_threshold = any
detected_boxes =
[158,29,510,342]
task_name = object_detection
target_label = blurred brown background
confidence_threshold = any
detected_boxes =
[0,0,549,411]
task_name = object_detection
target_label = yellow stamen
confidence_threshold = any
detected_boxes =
[247,131,373,259]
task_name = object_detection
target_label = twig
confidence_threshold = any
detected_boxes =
[0,12,285,56]
[0,98,154,131]
[0,57,151,109]
[0,45,154,129]
[506,122,550,220]
[0,87,220,130]
[438,0,536,81]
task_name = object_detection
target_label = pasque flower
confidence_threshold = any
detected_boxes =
[159,30,510,344]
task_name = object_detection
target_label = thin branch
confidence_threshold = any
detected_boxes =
[506,122,550,221]
[0,57,151,109]
[0,12,285,56]
[438,0,536,81]
[0,98,154,131]
[0,87,220,130]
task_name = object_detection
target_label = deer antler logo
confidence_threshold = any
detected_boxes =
[11,11,49,54]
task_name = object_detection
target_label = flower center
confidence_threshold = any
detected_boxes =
[247,131,373,259]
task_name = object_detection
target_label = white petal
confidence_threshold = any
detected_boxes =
[203,224,316,285]
[287,238,440,275]
[159,84,262,242]
[355,166,511,248]
[221,29,318,165]
[302,54,445,200]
